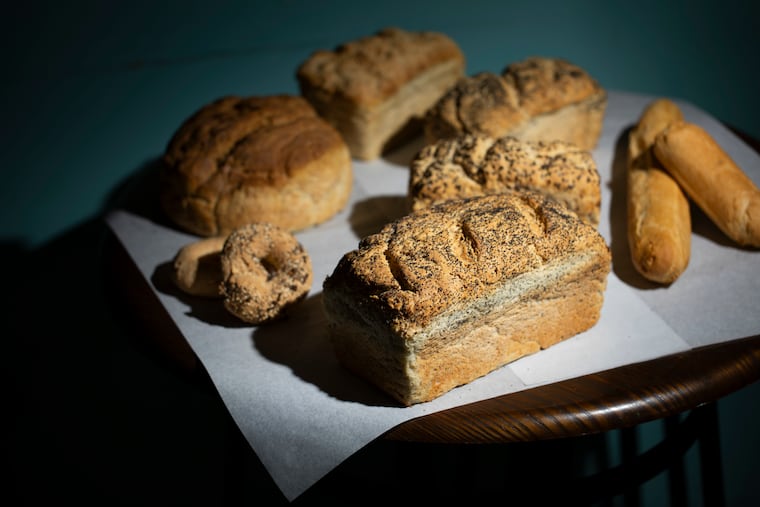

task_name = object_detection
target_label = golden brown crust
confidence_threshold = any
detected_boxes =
[220,223,313,325]
[626,98,691,283]
[654,121,760,247]
[297,27,466,160]
[171,236,227,298]
[160,95,352,236]
[502,57,602,118]
[296,27,464,107]
[408,134,601,226]
[323,191,611,405]
[424,57,607,150]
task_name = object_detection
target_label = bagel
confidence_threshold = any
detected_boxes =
[171,236,226,298]
[220,223,313,324]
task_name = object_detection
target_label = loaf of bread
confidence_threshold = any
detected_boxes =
[424,57,607,151]
[627,99,691,283]
[408,134,601,226]
[160,95,353,237]
[322,191,611,406]
[296,27,465,160]
[654,121,760,247]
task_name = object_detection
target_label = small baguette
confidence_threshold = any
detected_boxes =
[654,121,760,247]
[627,99,691,283]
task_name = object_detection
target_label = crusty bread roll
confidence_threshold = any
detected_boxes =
[172,236,226,298]
[627,99,691,283]
[160,95,353,237]
[654,121,760,247]
[296,27,465,160]
[323,191,611,406]
[408,134,601,226]
[424,57,607,151]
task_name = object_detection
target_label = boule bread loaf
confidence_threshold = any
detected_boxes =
[654,121,760,247]
[322,191,611,406]
[160,95,352,237]
[627,98,691,283]
[408,134,601,226]
[297,27,465,160]
[424,57,607,151]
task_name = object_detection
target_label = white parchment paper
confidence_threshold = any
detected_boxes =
[106,91,760,501]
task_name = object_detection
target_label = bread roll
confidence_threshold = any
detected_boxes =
[627,99,691,283]
[171,236,226,297]
[160,95,352,237]
[408,134,601,226]
[424,57,607,150]
[323,191,611,406]
[654,121,760,247]
[296,27,465,160]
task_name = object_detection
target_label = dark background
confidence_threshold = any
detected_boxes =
[4,1,759,505]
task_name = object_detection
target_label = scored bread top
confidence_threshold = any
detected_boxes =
[296,27,465,108]
[163,95,342,189]
[503,57,603,118]
[424,57,605,142]
[408,134,601,225]
[323,191,610,334]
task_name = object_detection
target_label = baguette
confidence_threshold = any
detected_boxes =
[627,99,691,283]
[654,121,760,247]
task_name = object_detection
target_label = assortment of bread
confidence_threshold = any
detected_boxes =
[155,26,758,405]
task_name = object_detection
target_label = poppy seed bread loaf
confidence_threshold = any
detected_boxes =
[322,191,611,406]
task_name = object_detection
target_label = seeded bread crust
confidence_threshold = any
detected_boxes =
[424,57,607,151]
[297,27,465,160]
[323,191,611,405]
[220,223,313,325]
[160,95,352,237]
[408,134,601,226]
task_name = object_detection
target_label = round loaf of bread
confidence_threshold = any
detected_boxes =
[160,95,353,237]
